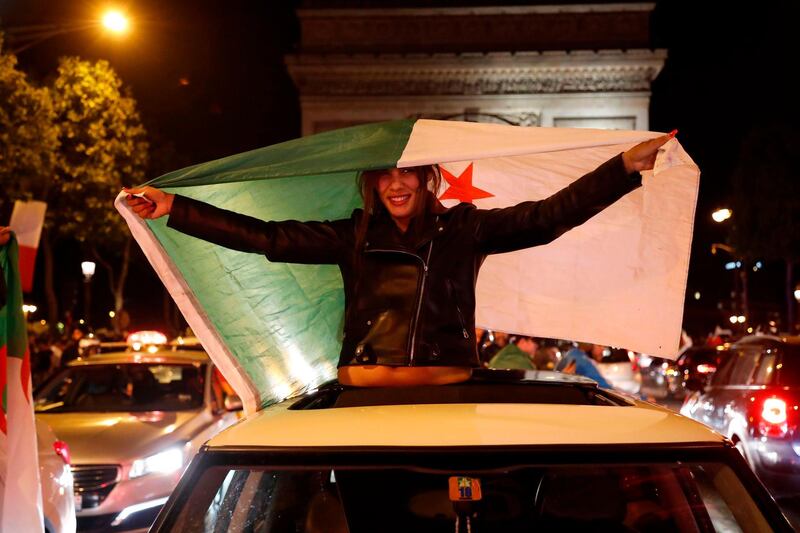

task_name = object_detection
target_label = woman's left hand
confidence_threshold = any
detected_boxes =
[0,226,11,246]
[622,130,677,173]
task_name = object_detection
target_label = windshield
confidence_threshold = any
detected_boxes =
[34,363,206,413]
[164,460,774,532]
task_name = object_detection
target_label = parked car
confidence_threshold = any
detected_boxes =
[637,354,676,400]
[596,347,641,395]
[37,418,77,533]
[673,345,732,400]
[34,349,242,532]
[150,370,791,532]
[681,335,800,502]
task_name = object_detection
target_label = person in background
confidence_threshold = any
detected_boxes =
[489,335,539,370]
[556,342,613,389]
[60,323,88,367]
[480,330,509,364]
[533,339,562,370]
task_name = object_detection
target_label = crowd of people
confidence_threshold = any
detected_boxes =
[27,322,98,388]
[477,328,616,387]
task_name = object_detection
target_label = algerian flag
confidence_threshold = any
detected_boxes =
[116,119,699,413]
[9,200,47,293]
[0,234,44,533]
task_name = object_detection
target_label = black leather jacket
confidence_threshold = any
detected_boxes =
[167,154,641,368]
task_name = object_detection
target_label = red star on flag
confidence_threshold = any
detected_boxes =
[438,163,494,204]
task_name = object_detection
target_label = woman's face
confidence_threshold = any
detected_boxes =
[376,168,422,230]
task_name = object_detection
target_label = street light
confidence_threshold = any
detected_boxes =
[4,9,132,54]
[101,10,130,34]
[81,261,96,326]
[712,243,749,321]
[712,208,732,223]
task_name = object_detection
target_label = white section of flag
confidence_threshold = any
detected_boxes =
[9,201,47,249]
[402,121,699,358]
[114,193,261,415]
[0,358,43,533]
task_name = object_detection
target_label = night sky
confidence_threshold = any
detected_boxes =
[1,1,797,337]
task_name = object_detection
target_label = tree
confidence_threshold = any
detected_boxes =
[48,56,148,332]
[729,123,800,332]
[0,35,60,323]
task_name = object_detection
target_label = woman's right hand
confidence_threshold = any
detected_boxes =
[123,186,174,219]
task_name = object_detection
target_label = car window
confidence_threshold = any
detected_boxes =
[33,363,206,412]
[710,352,737,387]
[166,462,771,533]
[601,348,631,364]
[752,350,778,386]
[681,348,718,368]
[726,349,760,386]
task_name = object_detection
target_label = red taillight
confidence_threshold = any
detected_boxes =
[762,398,788,425]
[696,364,716,374]
[53,440,71,465]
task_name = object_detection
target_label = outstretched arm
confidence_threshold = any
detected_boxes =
[123,186,351,264]
[473,132,676,254]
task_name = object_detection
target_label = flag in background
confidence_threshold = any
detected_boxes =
[9,200,47,293]
[116,119,700,413]
[0,234,43,532]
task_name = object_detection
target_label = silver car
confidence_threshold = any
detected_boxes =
[34,349,242,532]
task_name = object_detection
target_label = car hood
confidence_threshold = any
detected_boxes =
[37,410,208,464]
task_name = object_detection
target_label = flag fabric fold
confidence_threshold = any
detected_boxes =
[0,234,44,532]
[116,119,700,412]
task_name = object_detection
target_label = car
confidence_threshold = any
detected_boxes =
[33,349,243,532]
[637,354,677,401]
[681,335,800,501]
[37,418,77,533]
[673,345,732,400]
[596,347,641,395]
[149,370,792,532]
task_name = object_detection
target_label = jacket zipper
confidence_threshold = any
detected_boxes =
[446,279,469,339]
[409,240,434,364]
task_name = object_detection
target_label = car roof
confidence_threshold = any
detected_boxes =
[67,349,209,366]
[735,334,800,347]
[207,370,723,449]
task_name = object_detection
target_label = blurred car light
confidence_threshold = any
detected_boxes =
[53,440,71,465]
[762,398,787,425]
[127,330,168,347]
[129,447,183,479]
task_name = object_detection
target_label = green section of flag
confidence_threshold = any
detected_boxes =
[148,119,415,188]
[145,121,415,407]
[1,236,28,360]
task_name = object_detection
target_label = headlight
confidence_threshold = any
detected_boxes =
[129,447,184,479]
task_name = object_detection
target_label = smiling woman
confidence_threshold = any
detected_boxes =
[123,125,675,388]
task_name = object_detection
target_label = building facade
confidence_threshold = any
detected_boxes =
[286,3,665,134]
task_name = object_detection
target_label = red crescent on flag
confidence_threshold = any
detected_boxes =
[438,163,494,204]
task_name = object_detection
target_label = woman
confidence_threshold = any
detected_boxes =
[126,132,674,387]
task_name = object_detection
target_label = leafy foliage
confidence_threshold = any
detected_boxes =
[0,35,59,206]
[49,56,149,247]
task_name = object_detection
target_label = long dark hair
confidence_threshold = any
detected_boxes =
[354,165,442,252]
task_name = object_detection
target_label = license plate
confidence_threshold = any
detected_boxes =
[74,494,82,512]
